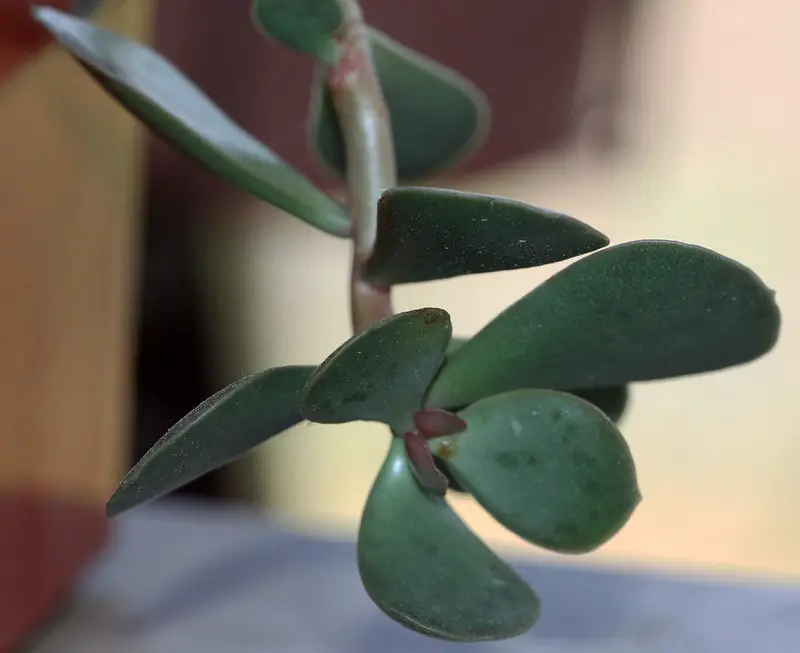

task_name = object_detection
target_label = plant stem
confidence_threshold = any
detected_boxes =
[327,0,397,333]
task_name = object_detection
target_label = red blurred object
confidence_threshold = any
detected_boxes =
[0,493,108,651]
[0,0,71,83]
[150,0,628,208]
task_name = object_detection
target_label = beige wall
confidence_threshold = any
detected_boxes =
[199,0,800,578]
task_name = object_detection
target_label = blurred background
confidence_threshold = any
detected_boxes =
[2,0,799,646]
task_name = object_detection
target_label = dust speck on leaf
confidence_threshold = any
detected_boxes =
[436,438,458,459]
[422,309,441,325]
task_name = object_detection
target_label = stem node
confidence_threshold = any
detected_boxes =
[326,0,397,333]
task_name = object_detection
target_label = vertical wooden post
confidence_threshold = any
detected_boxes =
[0,3,151,649]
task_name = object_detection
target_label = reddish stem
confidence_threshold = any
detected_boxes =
[403,431,449,497]
[413,408,467,438]
[327,0,397,334]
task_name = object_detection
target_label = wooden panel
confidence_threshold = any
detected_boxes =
[0,2,151,648]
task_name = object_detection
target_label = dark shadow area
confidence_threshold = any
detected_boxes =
[131,185,222,500]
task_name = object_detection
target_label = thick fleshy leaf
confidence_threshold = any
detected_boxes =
[429,390,640,553]
[365,187,609,285]
[358,437,540,641]
[33,7,350,238]
[443,337,629,423]
[309,29,489,180]
[300,309,451,430]
[250,0,342,64]
[435,387,629,491]
[107,366,314,517]
[434,456,469,494]
[366,187,609,286]
[569,386,629,424]
[426,240,781,409]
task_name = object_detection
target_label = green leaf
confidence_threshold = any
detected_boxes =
[309,29,489,180]
[443,337,629,423]
[32,6,349,238]
[107,366,314,517]
[429,390,640,553]
[569,386,629,424]
[433,456,469,494]
[250,0,342,65]
[444,336,469,356]
[426,241,780,409]
[358,437,539,641]
[300,309,451,430]
[365,187,609,285]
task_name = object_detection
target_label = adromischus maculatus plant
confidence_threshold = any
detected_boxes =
[33,1,781,642]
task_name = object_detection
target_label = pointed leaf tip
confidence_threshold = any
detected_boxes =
[366,187,609,285]
[427,240,780,408]
[359,438,540,641]
[32,7,349,238]
[107,366,314,517]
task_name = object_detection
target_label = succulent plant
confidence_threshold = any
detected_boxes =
[33,1,781,643]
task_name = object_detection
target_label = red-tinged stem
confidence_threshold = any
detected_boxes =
[404,431,449,497]
[327,0,397,333]
[413,408,467,438]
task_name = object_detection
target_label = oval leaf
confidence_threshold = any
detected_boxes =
[107,366,314,517]
[569,386,629,424]
[442,337,629,423]
[33,7,350,238]
[426,240,781,408]
[429,390,640,553]
[359,437,540,641]
[250,0,342,64]
[309,29,489,180]
[365,187,609,285]
[301,308,451,430]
